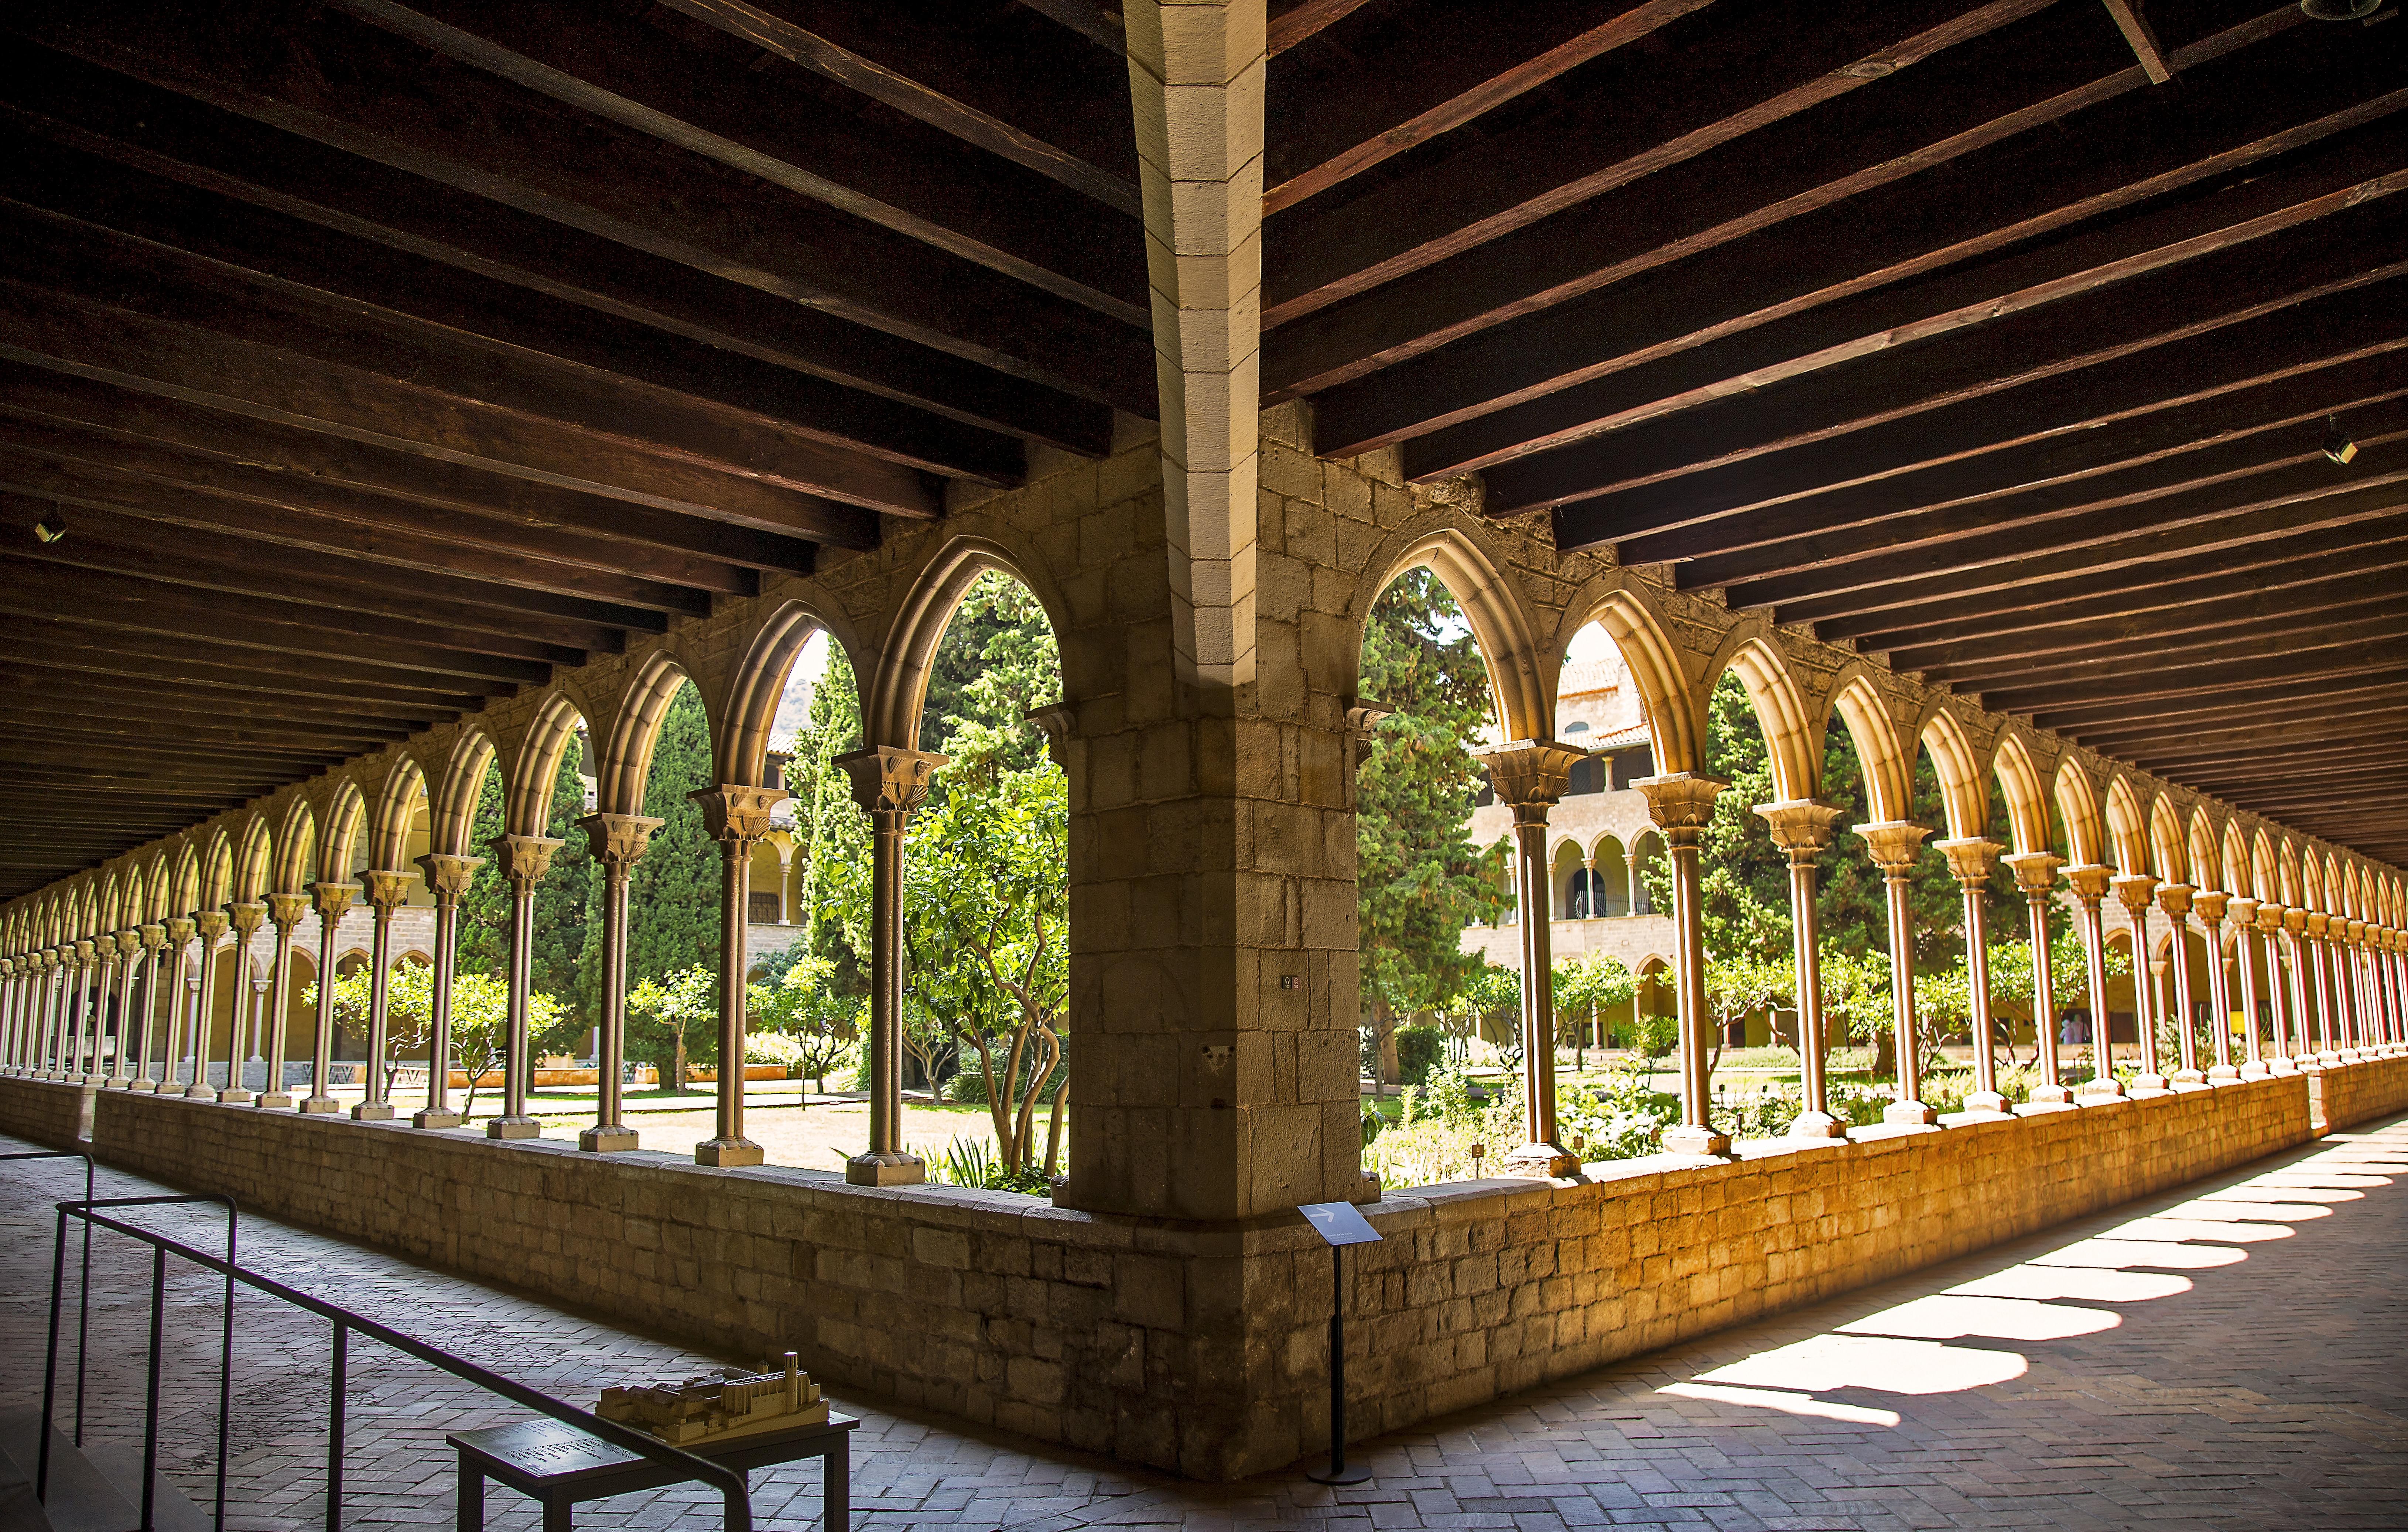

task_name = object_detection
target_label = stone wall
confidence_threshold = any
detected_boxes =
[4,1069,2371,1479]
[0,1075,92,1149]
[2309,1055,2408,1132]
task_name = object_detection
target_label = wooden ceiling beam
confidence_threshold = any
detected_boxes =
[1817,515,2408,647]
[1705,421,2408,606]
[0,47,1118,455]
[650,0,1141,211]
[1,628,508,707]
[0,700,408,751]
[0,664,454,729]
[1616,346,2408,568]
[1494,202,2408,516]
[2094,709,2408,757]
[1930,610,2408,690]
[1759,480,2408,628]
[0,723,355,768]
[0,279,896,543]
[1268,0,1379,58]
[2057,689,2408,748]
[2033,675,2408,732]
[333,0,1146,322]
[1264,0,1710,215]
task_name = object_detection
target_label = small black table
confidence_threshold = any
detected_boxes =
[447,1412,856,1532]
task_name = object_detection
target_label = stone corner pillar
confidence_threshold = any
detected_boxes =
[688,785,789,1169]
[1472,740,1590,1179]
[575,814,663,1154]
[2107,873,2165,1093]
[353,870,418,1121]
[485,834,564,1141]
[1634,772,1732,1158]
[1756,799,1847,1140]
[301,880,361,1114]
[1854,821,1936,1126]
[2154,882,2207,1088]
[411,852,484,1129]
[1934,837,2011,1117]
[831,747,945,1187]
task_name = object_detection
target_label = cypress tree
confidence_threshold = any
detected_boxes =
[620,682,721,990]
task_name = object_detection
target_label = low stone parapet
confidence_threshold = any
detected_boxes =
[0,1075,94,1150]
[2305,1053,2408,1132]
[0,1072,2332,1481]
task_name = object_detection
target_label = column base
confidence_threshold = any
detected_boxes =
[845,1149,925,1186]
[1499,1141,1583,1179]
[487,1115,543,1140]
[2128,1073,2171,1095]
[1659,1124,1732,1158]
[350,1103,395,1122]
[183,1084,220,1101]
[579,1124,640,1153]
[2076,1077,2124,1099]
[102,1076,132,1090]
[2206,1065,2241,1083]
[1884,1100,1938,1126]
[1960,1091,2011,1117]
[129,1079,158,1094]
[217,1087,254,1106]
[300,1096,342,1114]
[1787,1110,1847,1141]
[2027,1082,2075,1104]
[2171,1068,2207,1085]
[412,1108,464,1129]
[695,1136,764,1168]
[2268,1057,2299,1075]
[254,1091,294,1110]
[2238,1060,2270,1080]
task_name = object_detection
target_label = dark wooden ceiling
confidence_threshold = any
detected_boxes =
[2,0,2404,899]
[1273,0,2408,865]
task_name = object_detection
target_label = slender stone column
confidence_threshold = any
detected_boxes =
[1935,838,2009,1116]
[834,746,945,1186]
[302,882,359,1113]
[485,835,562,1140]
[0,958,15,1074]
[130,925,168,1091]
[2154,885,2205,1087]
[256,892,311,1109]
[355,872,416,1121]
[2385,930,2405,1050]
[217,903,266,1102]
[2279,907,2312,1063]
[575,814,661,1153]
[158,918,195,1090]
[71,939,101,1083]
[45,948,74,1079]
[2229,898,2266,1077]
[2110,875,2166,1092]
[2346,921,2374,1054]
[30,951,57,1077]
[1477,742,1589,1176]
[690,785,787,1169]
[767,830,797,925]
[2302,913,2335,1062]
[2065,867,2120,1094]
[105,931,141,1087]
[2004,854,2073,1105]
[1636,774,1731,1156]
[1855,821,1936,1125]
[413,853,481,1129]
[187,913,231,1098]
[1758,800,1846,1139]
[4,957,25,1074]
[2194,893,2237,1082]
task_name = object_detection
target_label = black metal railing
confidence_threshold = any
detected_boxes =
[33,1191,756,1532]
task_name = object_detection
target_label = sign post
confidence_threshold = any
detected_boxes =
[1298,1200,1383,1486]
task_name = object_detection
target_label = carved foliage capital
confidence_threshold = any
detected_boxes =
[2192,891,2227,926]
[266,891,314,929]
[1477,740,1590,819]
[1933,836,2003,887]
[1754,799,1843,860]
[2304,911,2330,938]
[2225,895,2260,929]
[834,746,947,820]
[1632,772,1727,842]
[224,902,267,939]
[2282,906,2308,937]
[359,870,418,912]
[488,835,564,888]
[2108,873,2159,918]
[578,813,664,869]
[114,928,145,957]
[310,881,360,923]
[1027,703,1078,771]
[164,916,198,946]
[688,784,788,846]
[2065,864,2116,904]
[2002,851,2064,897]
[193,911,230,943]
[414,853,484,898]
[2154,882,2195,921]
[139,923,167,951]
[1854,820,1930,873]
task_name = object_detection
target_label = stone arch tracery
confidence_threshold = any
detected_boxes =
[718,598,859,789]
[866,535,1075,752]
[1917,705,1988,840]
[1825,671,1913,823]
[1989,733,2051,855]
[595,651,705,818]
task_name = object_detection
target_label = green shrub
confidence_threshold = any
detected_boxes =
[1633,1012,1678,1060]
[1395,1025,1445,1088]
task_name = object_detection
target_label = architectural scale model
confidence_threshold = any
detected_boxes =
[598,1351,827,1444]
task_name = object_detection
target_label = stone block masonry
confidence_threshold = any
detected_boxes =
[0,1075,92,1149]
[6,1065,2399,1480]
[2309,1056,2408,1133]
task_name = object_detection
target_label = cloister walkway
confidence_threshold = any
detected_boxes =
[5,1122,2404,1532]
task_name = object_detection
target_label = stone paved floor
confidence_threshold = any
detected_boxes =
[4,1117,2406,1531]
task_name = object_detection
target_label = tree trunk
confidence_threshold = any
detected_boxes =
[672,1030,688,1094]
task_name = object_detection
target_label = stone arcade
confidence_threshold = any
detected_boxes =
[3,0,2408,1488]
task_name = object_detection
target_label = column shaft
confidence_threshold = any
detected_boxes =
[189,919,228,1099]
[257,897,307,1109]
[834,747,940,1187]
[304,884,357,1113]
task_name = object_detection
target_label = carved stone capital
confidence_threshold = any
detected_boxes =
[72,938,98,965]
[834,746,947,820]
[1632,772,1727,844]
[414,853,484,898]
[2281,906,2308,938]
[1027,702,1078,770]
[1854,820,1930,873]
[2303,911,2330,939]
[2003,851,2065,898]
[1933,836,2003,887]
[139,923,167,952]
[193,911,230,943]
[1754,799,1843,861]
[266,891,314,929]
[2065,864,2116,906]
[1476,740,1590,820]
[689,784,788,846]
[2109,874,2159,919]
[2346,918,2367,946]
[2192,891,2228,927]
[488,835,564,888]
[578,813,664,869]
[164,916,197,946]
[359,870,418,912]
[225,902,267,940]
[115,928,145,958]
[2224,895,2258,930]
[310,881,360,924]
[2155,882,2195,921]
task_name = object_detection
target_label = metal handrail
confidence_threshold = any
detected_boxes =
[3,1151,98,1453]
[42,1197,755,1532]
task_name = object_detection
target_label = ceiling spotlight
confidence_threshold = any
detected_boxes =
[33,515,66,544]
[2300,0,2380,18]
[2323,416,2359,466]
